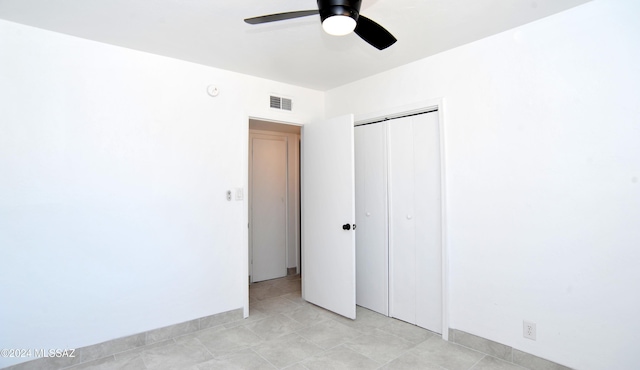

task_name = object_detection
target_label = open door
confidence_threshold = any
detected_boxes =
[301,114,356,319]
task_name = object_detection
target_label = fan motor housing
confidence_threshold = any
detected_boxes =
[317,0,362,22]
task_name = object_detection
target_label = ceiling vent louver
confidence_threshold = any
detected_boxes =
[282,98,292,111]
[270,95,281,109]
[270,95,292,111]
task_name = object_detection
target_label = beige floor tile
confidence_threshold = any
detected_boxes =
[512,350,572,370]
[67,355,146,370]
[344,329,415,363]
[378,318,436,344]
[249,283,287,301]
[272,279,302,295]
[471,356,529,370]
[224,308,271,329]
[296,318,362,349]
[245,313,305,340]
[140,336,213,370]
[251,297,303,315]
[281,363,307,370]
[199,309,244,330]
[330,306,391,334]
[187,325,263,358]
[453,330,512,361]
[411,336,484,370]
[285,305,332,326]
[301,345,381,370]
[115,340,173,361]
[146,319,200,344]
[278,292,310,306]
[252,333,323,369]
[379,352,447,370]
[185,349,276,370]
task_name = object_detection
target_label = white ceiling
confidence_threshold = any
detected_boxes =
[0,0,590,91]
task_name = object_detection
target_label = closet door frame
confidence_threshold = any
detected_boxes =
[355,98,449,341]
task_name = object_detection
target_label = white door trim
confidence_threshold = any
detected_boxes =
[354,98,450,341]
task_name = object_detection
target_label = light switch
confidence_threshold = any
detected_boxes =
[235,188,244,201]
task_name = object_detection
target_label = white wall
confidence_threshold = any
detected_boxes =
[326,0,640,369]
[0,20,323,368]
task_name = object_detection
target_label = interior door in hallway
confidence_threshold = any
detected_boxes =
[251,135,287,282]
[301,114,356,319]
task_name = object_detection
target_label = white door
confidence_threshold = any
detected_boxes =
[251,136,288,282]
[301,114,356,319]
[355,123,389,315]
[413,113,442,332]
[388,112,442,333]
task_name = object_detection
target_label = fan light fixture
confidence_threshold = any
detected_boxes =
[322,14,357,36]
[244,0,398,50]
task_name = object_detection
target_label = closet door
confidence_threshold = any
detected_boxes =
[355,123,388,315]
[388,112,442,333]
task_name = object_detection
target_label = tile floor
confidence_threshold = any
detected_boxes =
[65,275,529,370]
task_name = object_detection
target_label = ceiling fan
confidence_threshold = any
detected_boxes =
[244,0,397,50]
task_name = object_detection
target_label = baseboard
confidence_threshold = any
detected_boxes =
[448,329,572,370]
[2,308,244,370]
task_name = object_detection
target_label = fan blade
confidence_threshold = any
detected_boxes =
[244,10,319,25]
[354,15,397,50]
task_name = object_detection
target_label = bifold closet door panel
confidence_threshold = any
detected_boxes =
[389,112,442,333]
[413,113,442,333]
[355,123,389,316]
[388,118,417,325]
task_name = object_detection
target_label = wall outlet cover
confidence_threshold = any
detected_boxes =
[523,321,536,340]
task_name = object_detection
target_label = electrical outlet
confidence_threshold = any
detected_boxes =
[523,321,536,340]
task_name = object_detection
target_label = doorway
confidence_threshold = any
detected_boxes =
[248,119,301,283]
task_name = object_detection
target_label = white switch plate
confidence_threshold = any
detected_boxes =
[235,188,244,201]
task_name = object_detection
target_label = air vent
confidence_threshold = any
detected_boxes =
[282,98,292,111]
[270,95,281,109]
[270,95,293,111]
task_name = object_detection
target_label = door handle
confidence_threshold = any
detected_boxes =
[342,224,356,231]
